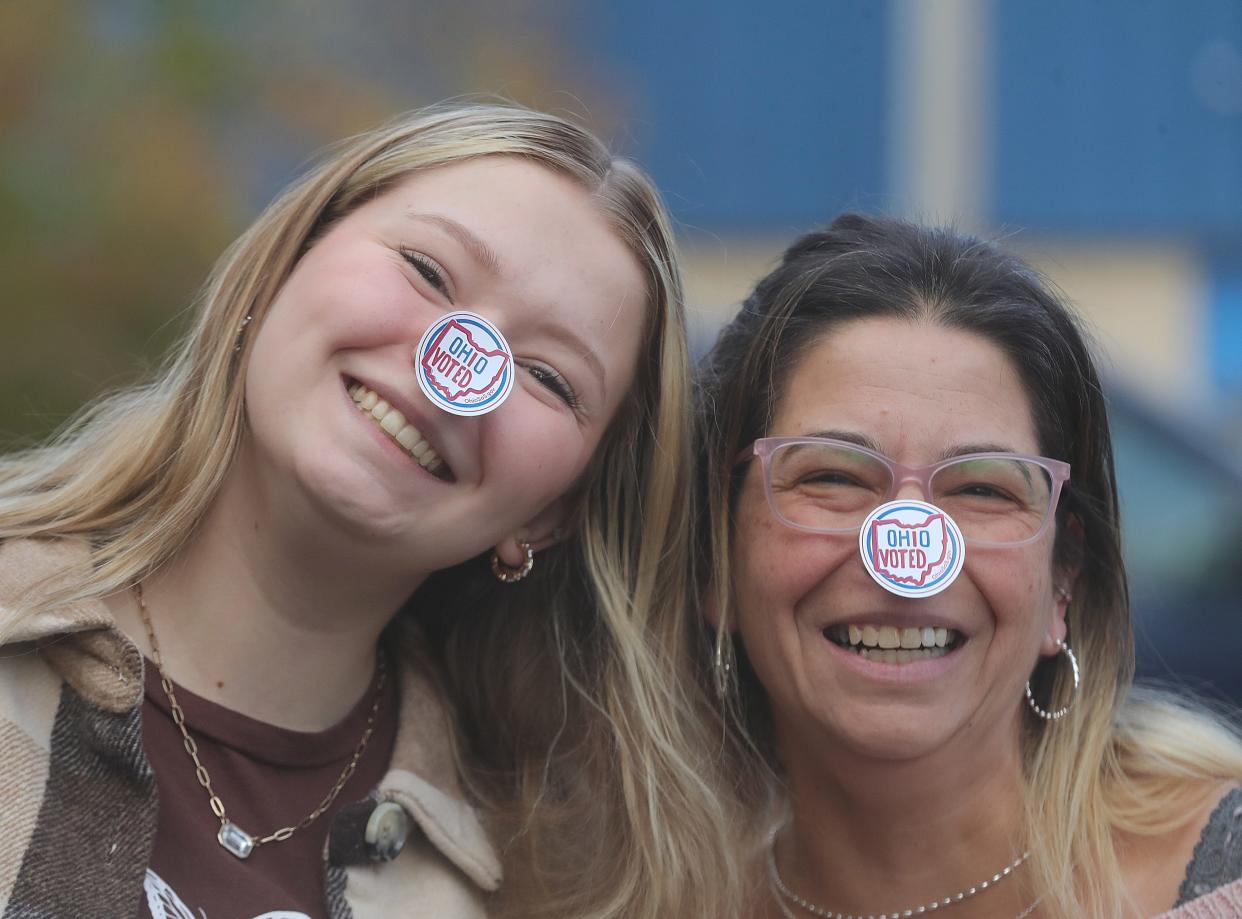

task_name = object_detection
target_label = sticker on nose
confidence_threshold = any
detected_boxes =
[415,311,514,416]
[859,499,966,598]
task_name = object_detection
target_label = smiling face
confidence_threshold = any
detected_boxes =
[730,317,1067,767]
[241,156,647,574]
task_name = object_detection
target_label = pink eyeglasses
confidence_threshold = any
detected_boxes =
[740,436,1071,547]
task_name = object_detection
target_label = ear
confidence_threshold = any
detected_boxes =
[1042,515,1082,657]
[492,494,575,568]
[1040,592,1070,657]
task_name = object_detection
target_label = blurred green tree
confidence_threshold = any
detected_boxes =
[1,0,605,444]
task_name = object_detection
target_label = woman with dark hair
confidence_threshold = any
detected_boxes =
[697,213,1242,917]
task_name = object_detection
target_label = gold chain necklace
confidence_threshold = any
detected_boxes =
[134,582,387,859]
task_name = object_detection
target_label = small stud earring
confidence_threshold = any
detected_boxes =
[234,314,253,353]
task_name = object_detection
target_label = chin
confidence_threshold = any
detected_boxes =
[804,702,960,763]
[287,452,413,541]
[834,726,950,762]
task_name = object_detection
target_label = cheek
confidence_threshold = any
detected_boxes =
[966,541,1056,630]
[488,410,593,503]
[732,489,857,628]
[266,254,419,352]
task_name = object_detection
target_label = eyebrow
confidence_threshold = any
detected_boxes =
[404,212,501,276]
[803,431,1021,461]
[938,442,1019,460]
[804,429,884,453]
[405,211,606,394]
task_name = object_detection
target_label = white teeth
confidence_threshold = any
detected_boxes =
[394,426,419,450]
[350,383,446,474]
[835,622,961,656]
[379,408,406,435]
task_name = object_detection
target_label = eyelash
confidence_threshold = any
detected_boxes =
[399,248,452,299]
[521,362,581,410]
[399,248,580,412]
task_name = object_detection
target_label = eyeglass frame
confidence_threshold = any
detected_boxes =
[737,436,1072,548]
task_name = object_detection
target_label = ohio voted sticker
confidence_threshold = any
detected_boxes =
[858,499,966,598]
[416,311,513,416]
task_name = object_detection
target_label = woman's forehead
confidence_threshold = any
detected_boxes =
[767,318,1041,456]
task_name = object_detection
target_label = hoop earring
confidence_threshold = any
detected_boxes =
[491,540,534,583]
[712,636,732,701]
[1025,639,1080,720]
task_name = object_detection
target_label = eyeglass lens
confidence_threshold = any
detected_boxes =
[766,442,1054,544]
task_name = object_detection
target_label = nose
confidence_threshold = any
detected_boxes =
[413,310,515,418]
[890,474,933,503]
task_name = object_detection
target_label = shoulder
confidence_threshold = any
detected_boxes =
[0,537,109,639]
[1117,782,1239,917]
[1117,784,1242,919]
[368,629,502,894]
[1172,784,1242,908]
[331,639,500,918]
[0,537,142,717]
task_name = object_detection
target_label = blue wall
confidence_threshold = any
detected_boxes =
[992,0,1242,234]
[582,0,890,232]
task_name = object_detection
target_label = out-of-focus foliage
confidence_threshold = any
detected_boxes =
[1,0,599,444]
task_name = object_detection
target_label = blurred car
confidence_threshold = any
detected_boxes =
[1112,386,1242,711]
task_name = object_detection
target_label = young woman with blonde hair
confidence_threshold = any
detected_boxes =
[0,103,742,919]
[696,213,1242,918]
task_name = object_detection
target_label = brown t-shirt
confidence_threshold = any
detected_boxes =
[139,657,398,919]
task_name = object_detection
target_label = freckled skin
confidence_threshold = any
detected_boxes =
[731,317,1068,767]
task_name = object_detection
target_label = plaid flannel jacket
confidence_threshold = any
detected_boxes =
[0,538,500,919]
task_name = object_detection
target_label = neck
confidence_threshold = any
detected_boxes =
[774,723,1034,919]
[109,454,429,731]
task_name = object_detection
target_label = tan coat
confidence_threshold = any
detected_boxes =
[0,538,500,918]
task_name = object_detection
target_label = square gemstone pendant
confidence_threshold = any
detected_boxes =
[217,821,255,859]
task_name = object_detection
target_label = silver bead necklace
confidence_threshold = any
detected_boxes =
[772,893,1041,919]
[766,828,1032,919]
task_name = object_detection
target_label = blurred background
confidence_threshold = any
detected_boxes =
[2,1,1239,699]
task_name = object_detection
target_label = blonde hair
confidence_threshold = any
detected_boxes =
[697,213,1242,918]
[0,103,747,918]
